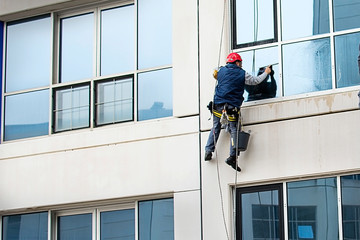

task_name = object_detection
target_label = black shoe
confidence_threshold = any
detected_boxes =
[226,156,241,172]
[205,151,212,161]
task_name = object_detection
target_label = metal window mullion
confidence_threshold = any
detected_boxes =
[135,200,139,240]
[276,0,284,98]
[329,0,337,90]
[283,182,289,240]
[134,0,139,123]
[50,13,56,137]
[337,176,344,240]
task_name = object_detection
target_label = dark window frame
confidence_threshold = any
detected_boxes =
[236,183,284,240]
[94,75,134,127]
[52,83,91,133]
[231,0,278,49]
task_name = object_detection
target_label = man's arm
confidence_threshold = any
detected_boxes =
[245,66,271,85]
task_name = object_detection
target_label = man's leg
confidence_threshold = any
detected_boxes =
[226,120,241,171]
[204,115,221,160]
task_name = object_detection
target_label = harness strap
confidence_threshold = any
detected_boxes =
[212,109,239,122]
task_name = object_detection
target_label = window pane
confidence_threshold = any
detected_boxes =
[282,38,332,96]
[5,16,51,92]
[2,212,48,240]
[60,13,94,83]
[341,175,360,240]
[100,209,135,240]
[333,0,360,32]
[58,214,92,240]
[4,90,49,141]
[287,178,339,240]
[241,189,281,239]
[101,5,135,76]
[335,32,360,88]
[139,198,174,240]
[96,78,133,125]
[54,85,90,132]
[239,47,280,101]
[281,0,329,41]
[138,0,172,69]
[234,0,276,46]
[138,69,172,121]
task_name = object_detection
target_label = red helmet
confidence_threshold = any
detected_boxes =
[226,52,242,63]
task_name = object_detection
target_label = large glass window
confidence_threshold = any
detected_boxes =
[54,85,90,132]
[5,15,51,92]
[334,32,360,88]
[232,0,360,100]
[4,90,49,141]
[333,0,360,32]
[138,68,173,121]
[232,0,277,48]
[2,212,48,240]
[100,209,135,240]
[282,38,332,96]
[341,174,360,240]
[60,13,94,83]
[236,184,284,240]
[100,5,135,76]
[57,213,92,239]
[95,77,133,125]
[138,0,172,69]
[240,46,280,102]
[281,0,329,41]
[287,178,339,240]
[138,198,174,240]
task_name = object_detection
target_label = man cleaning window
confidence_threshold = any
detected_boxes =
[204,52,271,171]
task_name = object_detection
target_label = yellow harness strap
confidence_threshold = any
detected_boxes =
[212,109,238,122]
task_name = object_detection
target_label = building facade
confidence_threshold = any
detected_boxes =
[0,0,359,239]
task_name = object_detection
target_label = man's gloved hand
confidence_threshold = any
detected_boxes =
[265,65,272,74]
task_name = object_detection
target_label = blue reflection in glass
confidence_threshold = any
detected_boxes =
[4,90,49,141]
[6,16,51,92]
[96,78,133,125]
[341,175,360,240]
[281,0,329,41]
[58,214,92,240]
[333,0,360,32]
[138,0,172,69]
[239,46,280,101]
[287,178,338,240]
[100,209,135,240]
[335,32,360,88]
[139,198,174,240]
[138,69,172,121]
[54,85,89,132]
[2,212,48,240]
[60,13,94,83]
[235,0,275,45]
[282,38,332,96]
[101,5,135,76]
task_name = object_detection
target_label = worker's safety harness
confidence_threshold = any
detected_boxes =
[207,101,239,125]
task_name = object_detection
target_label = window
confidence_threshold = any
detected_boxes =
[57,213,92,239]
[137,0,172,69]
[5,90,49,141]
[100,209,135,240]
[138,198,174,240]
[341,175,360,240]
[281,0,329,41]
[231,0,277,48]
[236,176,360,239]
[334,32,360,88]
[333,0,360,32]
[137,68,173,121]
[236,184,284,240]
[3,16,51,141]
[100,5,135,76]
[95,77,133,125]
[287,178,339,239]
[231,0,360,101]
[2,212,48,240]
[60,13,94,83]
[53,85,90,132]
